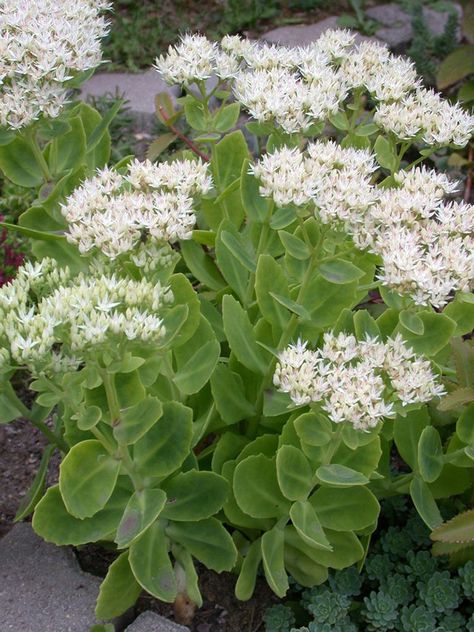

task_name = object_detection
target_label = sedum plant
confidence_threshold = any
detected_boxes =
[265,502,474,632]
[0,16,474,626]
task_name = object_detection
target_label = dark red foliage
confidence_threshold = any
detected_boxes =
[0,215,24,286]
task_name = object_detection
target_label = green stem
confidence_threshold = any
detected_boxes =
[246,251,319,439]
[23,127,52,181]
[99,369,144,491]
[405,151,434,171]
[393,141,410,173]
[30,417,68,452]
[14,394,67,452]
[348,88,365,133]
[244,219,271,307]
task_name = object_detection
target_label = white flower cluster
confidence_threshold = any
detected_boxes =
[0,0,110,130]
[370,168,473,307]
[274,332,444,430]
[374,88,474,146]
[61,159,213,259]
[253,143,474,307]
[0,259,173,374]
[154,31,474,145]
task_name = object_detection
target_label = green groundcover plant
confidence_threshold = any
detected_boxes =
[264,499,474,632]
[0,1,474,627]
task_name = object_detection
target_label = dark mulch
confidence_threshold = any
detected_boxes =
[0,419,48,537]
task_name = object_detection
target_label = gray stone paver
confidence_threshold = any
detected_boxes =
[80,68,179,116]
[126,611,189,632]
[261,16,375,47]
[366,2,462,49]
[0,523,101,632]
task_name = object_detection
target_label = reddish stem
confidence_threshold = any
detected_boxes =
[464,144,473,203]
[158,106,210,162]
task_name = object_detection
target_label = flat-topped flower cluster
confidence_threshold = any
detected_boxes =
[0,259,172,374]
[0,0,110,129]
[61,159,212,259]
[274,332,444,430]
[155,31,474,145]
[253,142,473,307]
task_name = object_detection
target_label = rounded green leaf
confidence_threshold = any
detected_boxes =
[290,500,332,550]
[332,437,382,477]
[284,544,328,588]
[113,396,163,445]
[457,403,474,445]
[318,260,365,284]
[261,527,289,598]
[255,255,291,329]
[59,440,121,519]
[222,295,269,374]
[285,525,364,570]
[294,413,332,447]
[214,102,240,132]
[76,406,102,431]
[210,363,255,424]
[129,521,177,602]
[399,310,424,335]
[235,539,262,601]
[418,426,443,483]
[32,484,129,546]
[0,137,44,187]
[397,311,456,356]
[394,407,430,470]
[316,464,369,487]
[410,475,443,530]
[95,551,142,619]
[276,445,313,501]
[221,462,273,531]
[115,488,167,549]
[309,486,380,531]
[173,339,220,395]
[234,454,291,518]
[166,518,237,572]
[133,402,193,478]
[161,471,229,521]
[173,547,203,608]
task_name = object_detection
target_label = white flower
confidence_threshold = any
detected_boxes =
[274,332,444,430]
[251,146,316,206]
[0,259,172,373]
[374,88,474,147]
[0,0,110,129]
[312,29,355,60]
[154,34,217,85]
[61,158,212,259]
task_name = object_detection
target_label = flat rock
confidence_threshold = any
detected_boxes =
[81,69,179,119]
[126,611,189,632]
[0,523,101,632]
[366,2,462,49]
[261,16,375,47]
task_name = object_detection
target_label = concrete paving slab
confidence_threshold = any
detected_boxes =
[81,69,179,117]
[0,523,101,632]
[126,611,189,632]
[261,16,376,47]
[366,2,462,49]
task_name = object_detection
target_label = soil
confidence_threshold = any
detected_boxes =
[78,542,277,631]
[0,419,48,537]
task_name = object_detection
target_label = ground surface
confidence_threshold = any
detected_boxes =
[0,420,48,537]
